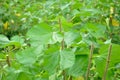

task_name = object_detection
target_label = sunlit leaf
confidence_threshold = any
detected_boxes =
[27,22,52,46]
[60,49,75,70]
[16,48,37,65]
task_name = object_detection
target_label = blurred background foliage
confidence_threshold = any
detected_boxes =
[0,0,120,43]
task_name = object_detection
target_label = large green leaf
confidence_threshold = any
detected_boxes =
[110,44,120,66]
[43,46,59,74]
[95,56,106,77]
[95,44,120,80]
[67,55,88,77]
[60,49,75,70]
[27,23,52,46]
[16,48,37,65]
[83,23,106,38]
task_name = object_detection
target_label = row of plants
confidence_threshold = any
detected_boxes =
[0,0,120,80]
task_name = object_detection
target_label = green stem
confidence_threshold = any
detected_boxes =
[69,76,72,80]
[102,44,112,80]
[86,44,94,80]
[59,18,66,80]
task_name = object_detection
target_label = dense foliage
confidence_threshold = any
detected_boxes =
[0,0,120,80]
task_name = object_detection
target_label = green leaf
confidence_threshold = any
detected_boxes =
[95,56,114,80]
[64,30,80,47]
[60,2,71,11]
[95,56,106,77]
[0,34,9,48]
[55,16,73,31]
[17,72,32,80]
[5,68,18,80]
[82,33,97,46]
[60,49,75,70]
[43,46,59,74]
[67,55,88,77]
[27,22,52,46]
[84,23,106,38]
[75,43,89,55]
[16,48,37,65]
[11,35,24,45]
[95,44,120,80]
[110,44,120,66]
[4,41,21,49]
[52,32,63,43]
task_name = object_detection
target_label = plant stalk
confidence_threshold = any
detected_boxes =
[6,55,11,67]
[59,18,62,33]
[86,44,94,80]
[102,44,112,80]
[69,76,72,80]
[59,18,66,80]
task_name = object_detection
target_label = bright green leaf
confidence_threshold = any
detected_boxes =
[60,49,75,69]
[16,48,37,65]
